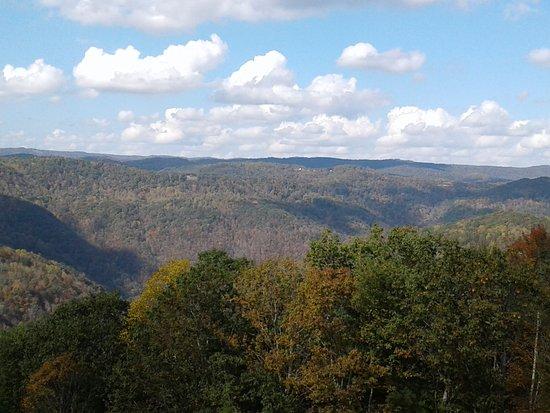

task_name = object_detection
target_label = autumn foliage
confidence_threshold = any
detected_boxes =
[1,227,548,412]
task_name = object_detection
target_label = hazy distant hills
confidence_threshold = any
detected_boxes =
[0,147,142,162]
[2,147,549,182]
[0,154,548,293]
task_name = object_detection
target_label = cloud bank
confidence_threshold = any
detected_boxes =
[109,100,550,166]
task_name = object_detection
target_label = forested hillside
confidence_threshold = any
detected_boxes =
[0,156,548,292]
[1,227,548,412]
[0,246,100,329]
[2,148,550,181]
[433,212,550,249]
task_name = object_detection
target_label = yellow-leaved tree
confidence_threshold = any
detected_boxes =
[127,259,190,324]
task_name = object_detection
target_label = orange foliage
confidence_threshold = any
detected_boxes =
[508,226,550,269]
[21,353,81,413]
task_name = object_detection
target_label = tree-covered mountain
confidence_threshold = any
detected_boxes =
[0,195,141,291]
[2,147,549,181]
[0,156,547,292]
[0,246,100,329]
[432,211,550,249]
[483,177,550,201]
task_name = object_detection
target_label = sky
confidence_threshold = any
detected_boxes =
[0,0,549,166]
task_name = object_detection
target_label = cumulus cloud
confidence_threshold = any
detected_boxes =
[42,128,119,153]
[0,59,64,97]
[337,43,425,73]
[119,104,383,157]
[40,0,467,33]
[44,129,81,150]
[73,35,227,93]
[528,48,550,69]
[216,51,388,114]
[22,89,548,165]
[375,101,550,165]
[114,99,550,165]
[270,115,380,156]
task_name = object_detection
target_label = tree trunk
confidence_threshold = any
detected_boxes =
[367,387,374,413]
[529,311,541,411]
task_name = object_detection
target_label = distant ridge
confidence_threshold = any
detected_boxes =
[0,147,144,162]
[1,147,549,181]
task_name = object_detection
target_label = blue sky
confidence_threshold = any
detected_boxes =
[0,0,549,166]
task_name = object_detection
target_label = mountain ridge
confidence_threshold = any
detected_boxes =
[0,156,548,293]
[2,147,549,182]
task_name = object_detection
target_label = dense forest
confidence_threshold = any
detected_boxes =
[0,247,100,329]
[0,227,548,412]
[432,212,550,249]
[0,156,548,293]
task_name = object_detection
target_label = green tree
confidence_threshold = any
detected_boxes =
[110,251,253,412]
[353,228,541,411]
[0,293,127,412]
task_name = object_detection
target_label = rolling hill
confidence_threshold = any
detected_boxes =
[0,246,100,329]
[0,155,547,293]
[431,211,550,249]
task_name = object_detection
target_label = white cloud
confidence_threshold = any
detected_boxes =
[270,115,380,155]
[119,105,382,157]
[42,128,119,153]
[44,129,80,150]
[80,88,100,99]
[18,93,548,166]
[209,104,294,125]
[114,99,550,165]
[73,34,227,93]
[375,101,550,165]
[0,59,64,97]
[118,110,135,122]
[459,100,510,131]
[518,130,550,150]
[528,48,550,69]
[223,51,294,89]
[216,51,388,114]
[379,106,454,147]
[40,0,471,33]
[337,42,425,73]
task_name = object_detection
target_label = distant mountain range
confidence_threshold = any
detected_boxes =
[0,153,548,295]
[2,147,549,182]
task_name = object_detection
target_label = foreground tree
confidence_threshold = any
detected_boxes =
[506,226,550,411]
[0,293,127,412]
[110,251,254,412]
[1,227,548,412]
